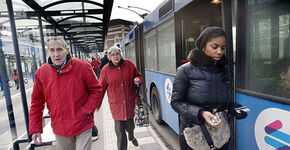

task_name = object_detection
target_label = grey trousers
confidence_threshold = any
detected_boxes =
[55,128,92,150]
[114,119,135,150]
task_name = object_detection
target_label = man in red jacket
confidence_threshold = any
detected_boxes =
[99,46,142,150]
[29,37,103,150]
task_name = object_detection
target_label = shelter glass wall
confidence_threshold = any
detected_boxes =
[0,1,51,149]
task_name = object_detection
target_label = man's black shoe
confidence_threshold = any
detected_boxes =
[131,138,138,147]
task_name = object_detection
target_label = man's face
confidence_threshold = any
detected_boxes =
[48,40,69,68]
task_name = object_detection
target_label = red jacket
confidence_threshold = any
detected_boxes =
[11,69,18,80]
[91,58,100,70]
[29,57,103,137]
[99,59,142,121]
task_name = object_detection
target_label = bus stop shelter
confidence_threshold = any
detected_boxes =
[0,0,114,149]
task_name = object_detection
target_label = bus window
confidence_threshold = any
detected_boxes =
[157,19,176,74]
[175,0,222,66]
[125,41,136,65]
[144,29,158,70]
[243,0,290,100]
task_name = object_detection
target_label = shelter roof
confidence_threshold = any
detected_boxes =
[0,0,114,52]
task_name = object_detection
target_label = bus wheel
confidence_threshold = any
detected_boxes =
[151,86,162,124]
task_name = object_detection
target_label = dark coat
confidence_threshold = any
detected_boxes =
[99,55,109,70]
[171,50,229,131]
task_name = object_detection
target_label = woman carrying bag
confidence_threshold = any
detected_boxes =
[99,46,142,150]
[171,26,247,150]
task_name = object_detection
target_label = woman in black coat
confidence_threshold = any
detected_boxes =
[171,26,247,150]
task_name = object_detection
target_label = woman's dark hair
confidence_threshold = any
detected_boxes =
[188,26,227,62]
[195,26,227,51]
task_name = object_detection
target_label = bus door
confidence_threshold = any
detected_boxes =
[174,0,235,149]
[235,0,290,149]
[135,24,147,103]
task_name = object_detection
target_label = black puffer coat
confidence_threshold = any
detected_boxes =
[171,49,229,132]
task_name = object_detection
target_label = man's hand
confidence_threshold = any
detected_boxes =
[32,133,42,144]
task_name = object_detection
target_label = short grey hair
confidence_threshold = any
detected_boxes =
[107,46,123,60]
[47,37,68,51]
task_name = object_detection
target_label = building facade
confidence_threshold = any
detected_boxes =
[104,19,134,51]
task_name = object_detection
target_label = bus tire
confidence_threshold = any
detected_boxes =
[150,86,162,124]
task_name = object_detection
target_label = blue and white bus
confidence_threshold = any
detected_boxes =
[120,0,290,149]
[235,0,290,149]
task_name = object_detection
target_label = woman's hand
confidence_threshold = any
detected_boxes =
[134,78,141,86]
[202,111,221,128]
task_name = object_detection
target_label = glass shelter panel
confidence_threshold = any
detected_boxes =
[157,19,176,74]
[0,2,51,148]
[244,0,290,101]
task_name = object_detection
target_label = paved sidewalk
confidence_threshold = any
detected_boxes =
[11,92,169,150]
[101,95,169,150]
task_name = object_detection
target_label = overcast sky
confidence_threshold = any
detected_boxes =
[110,0,164,23]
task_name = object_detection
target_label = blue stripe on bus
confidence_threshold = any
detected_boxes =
[264,136,287,149]
[268,130,290,144]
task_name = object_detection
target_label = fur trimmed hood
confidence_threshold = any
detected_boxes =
[189,49,227,70]
[108,58,125,68]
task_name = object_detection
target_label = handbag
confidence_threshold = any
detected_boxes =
[134,104,149,127]
[183,112,230,150]
[134,87,149,127]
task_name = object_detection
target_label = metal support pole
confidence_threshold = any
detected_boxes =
[222,1,234,150]
[6,0,31,142]
[74,45,77,58]
[54,26,57,36]
[38,14,46,64]
[69,39,73,56]
[7,57,11,73]
[0,35,17,140]
[32,53,37,82]
[78,49,81,59]
[82,2,86,23]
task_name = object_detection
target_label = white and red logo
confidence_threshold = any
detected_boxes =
[164,78,173,104]
[254,108,290,150]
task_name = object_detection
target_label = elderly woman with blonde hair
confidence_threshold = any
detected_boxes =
[99,46,142,150]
